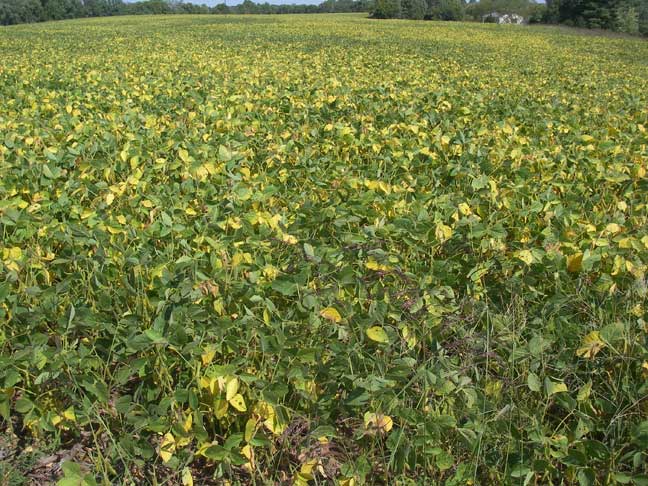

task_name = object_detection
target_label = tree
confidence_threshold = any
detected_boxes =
[403,0,427,18]
[372,0,401,18]
[42,0,83,20]
[543,0,561,22]
[0,0,44,25]
[212,3,229,14]
[636,0,648,35]
[432,0,465,20]
[615,3,639,33]
[237,0,258,14]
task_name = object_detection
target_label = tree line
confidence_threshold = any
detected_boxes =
[543,0,647,34]
[0,0,372,25]
[1,0,645,36]
[374,0,647,35]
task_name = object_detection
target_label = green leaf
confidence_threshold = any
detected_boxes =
[15,397,34,413]
[143,329,167,345]
[219,145,233,161]
[61,461,82,478]
[271,279,297,296]
[527,372,541,392]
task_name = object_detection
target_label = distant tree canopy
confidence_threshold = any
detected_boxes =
[0,0,374,25]
[465,0,545,20]
[372,0,542,20]
[370,0,645,36]
[543,0,647,34]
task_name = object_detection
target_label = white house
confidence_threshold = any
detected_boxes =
[482,12,525,24]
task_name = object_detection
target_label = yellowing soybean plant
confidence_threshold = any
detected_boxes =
[1,13,648,485]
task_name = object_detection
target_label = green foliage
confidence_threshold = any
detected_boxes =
[429,0,466,20]
[41,0,82,20]
[403,0,427,19]
[372,0,402,17]
[544,0,647,35]
[466,0,544,20]
[0,0,374,26]
[1,12,648,485]
[615,4,639,33]
[0,0,44,25]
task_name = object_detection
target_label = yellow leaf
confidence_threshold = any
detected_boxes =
[254,401,286,435]
[159,432,176,463]
[605,223,621,234]
[228,393,247,412]
[225,377,239,401]
[232,252,252,267]
[618,237,633,249]
[3,247,22,261]
[319,307,342,323]
[242,444,253,461]
[366,326,390,344]
[178,148,190,163]
[280,232,298,245]
[244,418,257,442]
[201,347,217,367]
[339,478,357,486]
[517,249,534,265]
[183,414,193,433]
[546,380,568,396]
[241,444,254,470]
[458,202,472,216]
[364,412,393,433]
[294,473,311,486]
[300,458,318,477]
[176,435,191,448]
[567,253,583,273]
[435,223,453,242]
[576,331,606,359]
[105,192,115,206]
[200,376,219,395]
[401,326,417,349]
[181,467,193,486]
[365,259,391,272]
[214,398,229,418]
[62,407,76,422]
[226,217,242,230]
